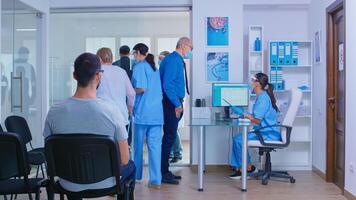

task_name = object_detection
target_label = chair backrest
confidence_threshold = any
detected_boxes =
[280,89,303,143]
[45,134,121,188]
[0,132,29,180]
[5,115,32,144]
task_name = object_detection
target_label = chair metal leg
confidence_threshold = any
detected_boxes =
[272,170,289,175]
[36,165,40,178]
[4,195,8,200]
[60,194,64,200]
[251,171,265,179]
[35,189,40,200]
[270,172,292,179]
[40,164,45,178]
[28,193,33,200]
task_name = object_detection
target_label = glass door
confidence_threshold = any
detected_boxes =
[1,0,44,148]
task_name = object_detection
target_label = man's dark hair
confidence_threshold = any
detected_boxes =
[119,45,130,55]
[74,53,101,87]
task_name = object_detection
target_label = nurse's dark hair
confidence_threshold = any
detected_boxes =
[133,43,157,71]
[254,73,279,112]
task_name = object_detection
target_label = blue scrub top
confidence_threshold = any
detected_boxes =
[132,61,163,125]
[252,91,279,133]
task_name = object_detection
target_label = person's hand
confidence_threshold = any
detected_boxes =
[128,106,133,115]
[244,114,253,121]
[175,106,183,119]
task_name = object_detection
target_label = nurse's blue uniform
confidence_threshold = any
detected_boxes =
[230,91,282,169]
[132,60,164,185]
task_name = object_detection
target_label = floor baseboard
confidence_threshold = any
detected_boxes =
[312,165,326,180]
[345,189,356,200]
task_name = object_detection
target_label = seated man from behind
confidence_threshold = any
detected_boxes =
[43,53,135,199]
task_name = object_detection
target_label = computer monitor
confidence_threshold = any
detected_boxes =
[212,83,249,107]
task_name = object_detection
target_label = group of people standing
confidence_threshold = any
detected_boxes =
[43,34,282,198]
[96,37,193,188]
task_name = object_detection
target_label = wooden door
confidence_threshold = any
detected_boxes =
[326,0,345,190]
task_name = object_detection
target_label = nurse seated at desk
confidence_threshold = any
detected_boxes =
[229,73,282,179]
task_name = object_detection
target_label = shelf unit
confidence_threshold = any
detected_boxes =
[268,40,313,170]
[248,25,264,82]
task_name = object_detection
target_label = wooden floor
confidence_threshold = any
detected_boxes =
[5,167,346,200]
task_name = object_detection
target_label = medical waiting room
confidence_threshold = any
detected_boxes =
[1,0,356,199]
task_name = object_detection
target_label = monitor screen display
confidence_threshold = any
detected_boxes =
[212,83,249,107]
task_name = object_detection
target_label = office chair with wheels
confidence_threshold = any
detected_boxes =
[0,132,47,200]
[248,89,302,185]
[5,115,46,178]
[45,134,134,200]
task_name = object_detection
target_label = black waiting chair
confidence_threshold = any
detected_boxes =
[45,134,134,200]
[248,89,302,185]
[0,132,45,200]
[5,116,46,178]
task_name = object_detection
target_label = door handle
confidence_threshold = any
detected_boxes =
[11,72,24,113]
[328,97,336,102]
[328,96,336,109]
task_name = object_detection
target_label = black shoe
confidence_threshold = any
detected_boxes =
[248,165,256,173]
[168,171,182,180]
[162,174,179,185]
[229,170,241,180]
[170,157,181,163]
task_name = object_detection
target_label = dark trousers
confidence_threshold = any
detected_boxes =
[161,95,182,175]
[119,160,136,200]
[126,122,132,146]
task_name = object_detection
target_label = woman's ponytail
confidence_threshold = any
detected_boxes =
[145,53,157,71]
[255,73,279,112]
[266,83,279,112]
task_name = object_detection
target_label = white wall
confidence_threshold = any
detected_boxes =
[345,0,356,196]
[308,0,336,174]
[191,0,243,164]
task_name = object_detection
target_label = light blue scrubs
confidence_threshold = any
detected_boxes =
[230,91,282,169]
[132,60,163,185]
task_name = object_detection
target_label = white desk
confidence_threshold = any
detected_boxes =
[189,118,251,192]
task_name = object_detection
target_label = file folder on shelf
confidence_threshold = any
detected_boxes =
[292,42,299,65]
[284,42,292,65]
[278,42,285,65]
[270,42,278,65]
[270,66,284,90]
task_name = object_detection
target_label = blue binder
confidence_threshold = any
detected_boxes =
[292,42,299,65]
[270,42,278,65]
[278,42,285,65]
[270,66,284,90]
[284,42,293,65]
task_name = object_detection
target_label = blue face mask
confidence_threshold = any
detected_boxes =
[184,50,193,59]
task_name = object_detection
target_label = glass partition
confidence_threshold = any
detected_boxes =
[1,0,44,147]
